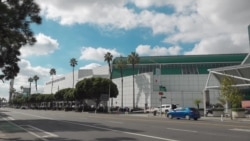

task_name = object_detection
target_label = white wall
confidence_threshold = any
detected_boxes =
[43,66,109,94]
[113,73,221,109]
[112,73,152,109]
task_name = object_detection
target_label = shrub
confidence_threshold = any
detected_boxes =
[231,108,245,112]
[213,108,224,111]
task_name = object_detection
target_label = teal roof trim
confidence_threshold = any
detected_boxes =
[113,53,247,65]
[111,54,247,79]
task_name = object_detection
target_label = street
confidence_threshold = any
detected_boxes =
[1,108,250,141]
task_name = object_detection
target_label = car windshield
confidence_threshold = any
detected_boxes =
[189,108,198,112]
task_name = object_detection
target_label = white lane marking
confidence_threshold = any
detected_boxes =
[107,121,123,124]
[2,118,48,141]
[166,128,198,133]
[2,117,15,121]
[24,125,58,138]
[8,117,15,120]
[230,128,250,132]
[61,120,179,141]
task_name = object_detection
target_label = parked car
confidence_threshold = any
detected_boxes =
[166,107,200,120]
[154,104,177,113]
[20,106,28,109]
[130,107,144,113]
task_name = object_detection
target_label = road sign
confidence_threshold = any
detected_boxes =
[159,92,163,95]
[159,85,167,92]
[100,94,109,101]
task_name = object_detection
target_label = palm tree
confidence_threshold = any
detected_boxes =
[49,68,56,94]
[115,56,127,109]
[20,86,23,90]
[28,77,33,96]
[128,52,140,109]
[33,75,39,92]
[104,52,113,108]
[70,58,78,88]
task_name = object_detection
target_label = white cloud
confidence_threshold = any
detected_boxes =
[36,0,138,29]
[0,59,53,101]
[185,34,249,55]
[35,0,250,55]
[132,0,196,14]
[79,47,120,62]
[0,82,10,101]
[20,33,59,57]
[16,59,51,92]
[80,63,101,69]
[136,45,181,56]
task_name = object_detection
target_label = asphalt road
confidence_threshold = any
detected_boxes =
[0,108,250,141]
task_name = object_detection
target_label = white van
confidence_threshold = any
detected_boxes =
[154,104,177,113]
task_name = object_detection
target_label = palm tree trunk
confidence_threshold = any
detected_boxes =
[51,76,53,94]
[29,82,31,96]
[132,65,135,109]
[73,67,75,88]
[121,77,123,109]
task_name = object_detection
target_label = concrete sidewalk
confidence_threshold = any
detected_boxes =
[120,112,250,122]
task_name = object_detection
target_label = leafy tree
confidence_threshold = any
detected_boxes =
[55,88,75,101]
[12,95,26,106]
[104,52,113,107]
[54,89,65,101]
[36,94,45,104]
[0,0,42,81]
[75,77,118,109]
[115,56,127,108]
[28,77,33,96]
[220,76,243,109]
[127,52,139,109]
[49,68,56,94]
[0,97,7,106]
[70,58,78,88]
[63,88,75,102]
[44,94,55,103]
[33,75,39,91]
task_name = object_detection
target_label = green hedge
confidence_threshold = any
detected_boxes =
[232,108,245,112]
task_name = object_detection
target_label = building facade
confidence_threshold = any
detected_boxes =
[112,53,247,109]
[43,66,109,94]
[43,54,247,109]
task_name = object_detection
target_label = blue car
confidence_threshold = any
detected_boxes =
[166,107,200,120]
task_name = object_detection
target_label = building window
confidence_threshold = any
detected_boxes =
[182,64,198,74]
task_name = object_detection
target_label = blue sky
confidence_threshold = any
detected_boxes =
[1,0,250,100]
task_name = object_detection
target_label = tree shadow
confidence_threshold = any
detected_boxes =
[135,73,151,108]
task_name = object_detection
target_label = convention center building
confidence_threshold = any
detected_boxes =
[43,53,249,109]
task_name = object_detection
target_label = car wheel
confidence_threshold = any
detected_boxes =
[185,115,190,120]
[194,118,198,121]
[168,114,173,119]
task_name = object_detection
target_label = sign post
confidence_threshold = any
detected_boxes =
[159,85,167,116]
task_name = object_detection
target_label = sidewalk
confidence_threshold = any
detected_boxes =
[121,112,250,122]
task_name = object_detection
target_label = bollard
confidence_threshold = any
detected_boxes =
[221,114,223,122]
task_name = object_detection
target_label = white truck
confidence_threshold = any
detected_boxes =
[154,104,177,114]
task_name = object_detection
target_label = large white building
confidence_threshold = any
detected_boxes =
[43,53,250,109]
[112,54,248,109]
[43,66,109,94]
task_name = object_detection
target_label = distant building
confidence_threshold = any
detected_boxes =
[43,66,109,94]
